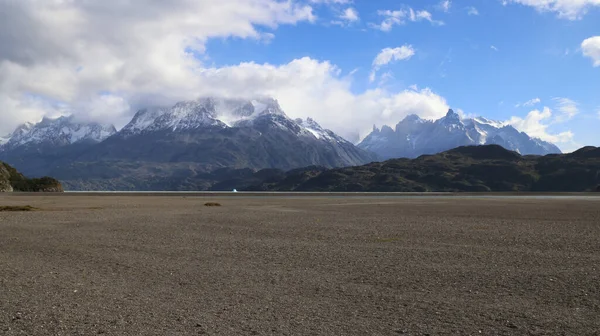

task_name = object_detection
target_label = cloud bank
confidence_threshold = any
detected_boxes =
[0,0,583,151]
[0,0,451,143]
[504,0,600,20]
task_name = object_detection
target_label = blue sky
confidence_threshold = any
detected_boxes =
[1,0,599,151]
[203,0,600,150]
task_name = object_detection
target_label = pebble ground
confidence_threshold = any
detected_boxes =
[1,195,599,335]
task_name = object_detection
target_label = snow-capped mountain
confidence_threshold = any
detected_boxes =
[359,109,561,159]
[119,97,285,137]
[115,97,356,146]
[0,116,116,151]
[76,97,377,172]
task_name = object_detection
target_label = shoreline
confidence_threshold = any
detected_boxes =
[3,191,600,197]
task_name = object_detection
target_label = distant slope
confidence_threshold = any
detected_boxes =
[359,110,561,159]
[0,161,63,192]
[232,145,600,192]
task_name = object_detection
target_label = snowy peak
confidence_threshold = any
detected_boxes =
[400,114,425,124]
[119,97,287,136]
[1,116,116,149]
[226,98,286,125]
[296,117,340,142]
[446,109,459,118]
[121,107,169,135]
[473,116,505,129]
[438,109,463,128]
[358,109,561,159]
[153,99,224,131]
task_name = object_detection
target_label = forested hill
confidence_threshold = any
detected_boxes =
[223,145,600,192]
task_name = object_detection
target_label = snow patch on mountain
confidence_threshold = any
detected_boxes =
[473,116,505,129]
[297,118,338,142]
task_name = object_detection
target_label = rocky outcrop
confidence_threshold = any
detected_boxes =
[0,161,63,192]
[0,163,14,192]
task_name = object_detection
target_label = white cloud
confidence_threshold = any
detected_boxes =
[370,45,416,82]
[371,8,443,31]
[372,46,416,67]
[338,7,359,23]
[192,58,449,142]
[439,1,452,12]
[516,97,541,107]
[525,97,541,106]
[504,0,600,20]
[0,1,449,142]
[507,107,575,145]
[0,0,315,134]
[582,36,600,67]
[491,45,499,51]
[552,97,579,121]
[467,6,480,15]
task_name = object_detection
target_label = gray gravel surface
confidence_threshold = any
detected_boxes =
[1,195,599,335]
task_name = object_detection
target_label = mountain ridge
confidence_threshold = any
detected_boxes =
[232,145,600,192]
[359,109,561,159]
[0,115,116,152]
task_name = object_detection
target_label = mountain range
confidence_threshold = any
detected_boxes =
[0,97,376,190]
[358,109,561,159]
[0,97,565,191]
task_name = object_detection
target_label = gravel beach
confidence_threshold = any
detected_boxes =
[1,195,599,335]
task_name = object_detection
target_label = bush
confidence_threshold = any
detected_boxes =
[10,176,64,192]
[0,205,37,212]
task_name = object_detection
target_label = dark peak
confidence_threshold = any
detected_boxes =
[372,124,379,133]
[401,114,423,123]
[296,117,322,130]
[446,109,460,119]
[569,146,600,159]
[381,125,394,134]
[305,117,318,126]
[446,144,521,160]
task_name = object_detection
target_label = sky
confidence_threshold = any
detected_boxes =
[0,0,599,152]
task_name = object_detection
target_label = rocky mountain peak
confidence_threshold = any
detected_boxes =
[1,115,116,149]
[439,109,462,126]
[401,114,424,123]
[358,109,561,159]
